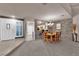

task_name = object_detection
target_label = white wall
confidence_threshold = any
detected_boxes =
[0,18,16,40]
[73,15,79,33]
[73,15,79,41]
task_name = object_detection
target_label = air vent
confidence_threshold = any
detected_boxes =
[61,15,64,16]
[42,3,47,5]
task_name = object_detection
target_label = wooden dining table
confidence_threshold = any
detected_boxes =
[47,32,56,42]
[43,32,60,43]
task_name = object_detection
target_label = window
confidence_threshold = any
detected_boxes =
[56,23,61,29]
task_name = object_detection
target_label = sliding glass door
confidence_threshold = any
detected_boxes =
[16,21,23,37]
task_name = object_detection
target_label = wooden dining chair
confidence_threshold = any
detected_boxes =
[56,32,61,41]
[43,32,48,42]
[52,34,55,42]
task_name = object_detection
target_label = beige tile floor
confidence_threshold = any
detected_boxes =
[8,39,79,56]
[0,38,25,56]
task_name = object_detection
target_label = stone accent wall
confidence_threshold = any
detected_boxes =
[60,19,72,41]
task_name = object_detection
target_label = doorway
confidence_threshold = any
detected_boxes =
[26,21,35,41]
[16,20,24,38]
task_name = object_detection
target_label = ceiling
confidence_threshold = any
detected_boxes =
[70,3,79,16]
[0,3,73,21]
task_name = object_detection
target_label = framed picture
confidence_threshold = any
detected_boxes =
[6,23,10,29]
[56,23,61,29]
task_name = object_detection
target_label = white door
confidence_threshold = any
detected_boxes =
[26,21,35,41]
[0,18,16,40]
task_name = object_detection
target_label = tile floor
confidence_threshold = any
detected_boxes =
[0,38,24,56]
[8,39,79,56]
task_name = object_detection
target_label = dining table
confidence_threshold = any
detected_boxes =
[43,32,59,43]
[47,32,56,42]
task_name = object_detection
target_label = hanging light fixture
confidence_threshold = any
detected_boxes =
[51,23,54,26]
[37,21,42,24]
[45,22,54,26]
